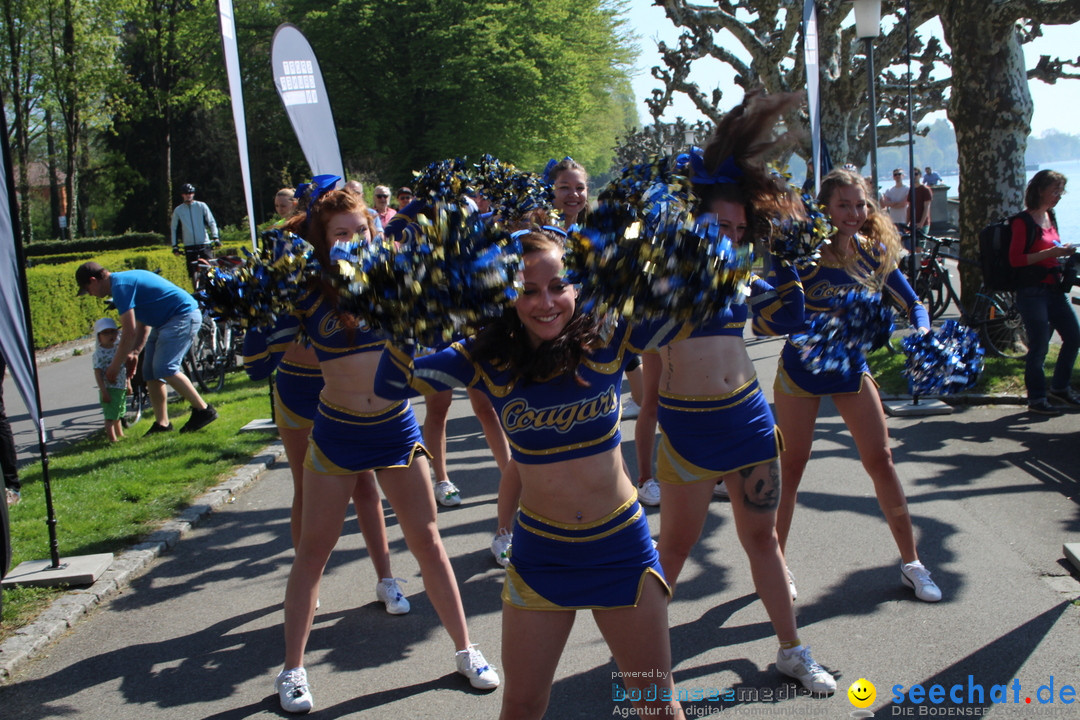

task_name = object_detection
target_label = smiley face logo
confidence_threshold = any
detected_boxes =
[848,678,876,708]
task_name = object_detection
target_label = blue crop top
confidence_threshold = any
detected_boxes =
[676,262,805,341]
[795,240,928,327]
[242,285,387,378]
[375,318,681,464]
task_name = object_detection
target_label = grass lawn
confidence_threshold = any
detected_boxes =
[1,372,275,640]
[867,341,1072,397]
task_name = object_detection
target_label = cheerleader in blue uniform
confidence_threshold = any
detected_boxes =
[375,228,685,720]
[648,91,835,694]
[773,167,942,603]
[265,188,498,714]
[243,306,409,616]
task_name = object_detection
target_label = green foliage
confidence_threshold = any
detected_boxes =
[292,0,637,184]
[27,248,190,348]
[25,232,167,259]
[0,373,274,636]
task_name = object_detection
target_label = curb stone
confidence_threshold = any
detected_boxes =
[0,442,285,683]
[879,392,1027,406]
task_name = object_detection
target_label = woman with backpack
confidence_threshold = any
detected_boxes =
[1010,170,1079,416]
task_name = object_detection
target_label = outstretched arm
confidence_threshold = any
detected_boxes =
[751,261,804,336]
[374,341,479,399]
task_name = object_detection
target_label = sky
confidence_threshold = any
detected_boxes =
[625,1,1080,137]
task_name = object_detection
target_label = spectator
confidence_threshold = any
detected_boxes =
[923,166,942,186]
[273,188,298,220]
[75,261,218,436]
[880,169,910,226]
[1009,170,1079,416]
[343,180,384,233]
[395,186,414,209]
[0,355,20,507]
[91,318,130,443]
[170,183,220,287]
[910,168,933,231]
[372,185,396,227]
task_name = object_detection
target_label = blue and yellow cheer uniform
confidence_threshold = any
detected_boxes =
[775,239,929,397]
[656,264,805,484]
[243,325,324,431]
[247,286,427,473]
[375,318,681,610]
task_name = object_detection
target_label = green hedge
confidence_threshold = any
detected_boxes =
[28,248,193,349]
[25,233,167,259]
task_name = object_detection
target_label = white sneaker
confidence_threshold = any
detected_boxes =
[275,666,314,714]
[638,478,661,506]
[776,645,836,694]
[901,561,942,602]
[434,480,462,507]
[491,530,512,568]
[455,644,501,690]
[713,481,729,498]
[621,398,641,419]
[376,577,411,614]
[786,567,797,602]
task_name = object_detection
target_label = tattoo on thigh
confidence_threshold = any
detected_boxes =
[742,462,780,511]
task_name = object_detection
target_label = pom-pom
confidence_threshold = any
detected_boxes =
[770,192,832,265]
[564,153,752,324]
[196,229,316,329]
[329,202,522,345]
[901,320,984,396]
[473,154,554,221]
[791,288,894,375]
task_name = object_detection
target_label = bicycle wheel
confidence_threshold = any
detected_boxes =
[185,321,215,393]
[208,322,229,392]
[917,260,950,320]
[125,384,146,426]
[977,291,1028,359]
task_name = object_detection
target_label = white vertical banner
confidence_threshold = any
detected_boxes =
[0,102,41,432]
[804,0,822,195]
[271,24,345,180]
[218,0,257,250]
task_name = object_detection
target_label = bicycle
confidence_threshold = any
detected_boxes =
[184,256,246,393]
[898,227,1028,359]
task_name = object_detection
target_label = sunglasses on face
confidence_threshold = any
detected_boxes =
[375,194,388,199]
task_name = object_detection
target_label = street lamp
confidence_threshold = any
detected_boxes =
[853,0,881,194]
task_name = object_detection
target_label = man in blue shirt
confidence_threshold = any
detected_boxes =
[171,183,220,287]
[75,262,217,435]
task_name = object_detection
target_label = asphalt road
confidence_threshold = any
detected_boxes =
[1,336,1079,719]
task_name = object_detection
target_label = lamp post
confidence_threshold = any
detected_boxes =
[854,0,881,194]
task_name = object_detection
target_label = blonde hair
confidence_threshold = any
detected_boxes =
[817,168,901,288]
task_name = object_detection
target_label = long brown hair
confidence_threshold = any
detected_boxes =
[285,188,376,324]
[817,168,901,286]
[694,90,805,242]
[471,228,605,385]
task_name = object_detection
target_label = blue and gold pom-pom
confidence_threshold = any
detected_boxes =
[196,229,316,329]
[473,154,554,221]
[329,202,522,345]
[770,192,832,265]
[791,288,894,375]
[564,153,751,324]
[901,319,983,396]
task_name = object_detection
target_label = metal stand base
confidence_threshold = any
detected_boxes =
[2,552,114,588]
[883,397,954,417]
[239,418,277,432]
[1064,543,1080,575]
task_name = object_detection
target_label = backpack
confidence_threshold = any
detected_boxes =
[978,212,1043,292]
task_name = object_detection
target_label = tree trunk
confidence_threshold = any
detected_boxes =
[45,110,62,240]
[940,3,1031,309]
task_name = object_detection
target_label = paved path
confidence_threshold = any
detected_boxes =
[1,337,1079,719]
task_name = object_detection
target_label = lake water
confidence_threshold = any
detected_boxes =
[915,159,1080,242]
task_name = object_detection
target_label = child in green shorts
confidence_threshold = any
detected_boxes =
[92,318,129,442]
